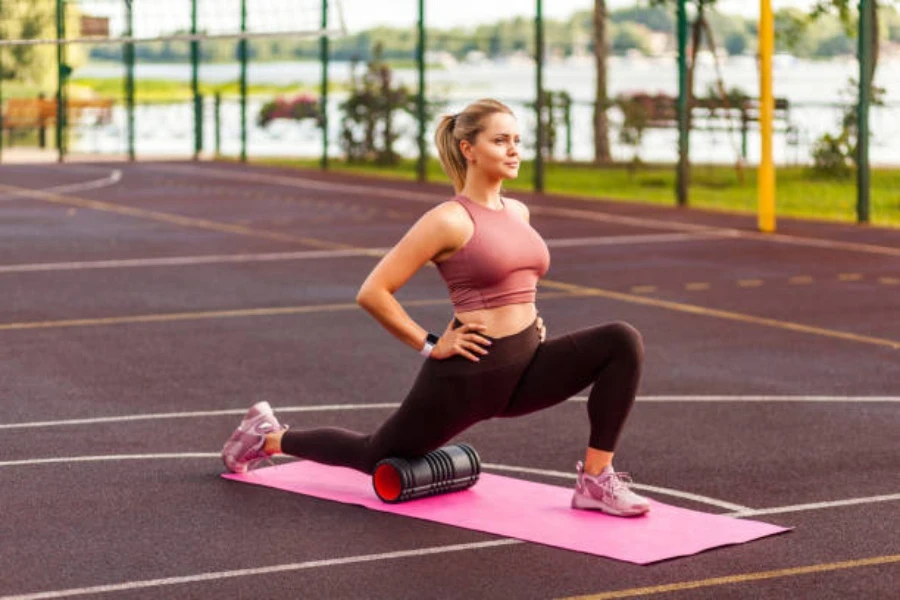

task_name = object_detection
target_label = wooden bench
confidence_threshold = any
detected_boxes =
[2,97,114,127]
[627,95,796,159]
[2,96,114,147]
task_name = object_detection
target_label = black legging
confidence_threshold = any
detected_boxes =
[281,319,643,474]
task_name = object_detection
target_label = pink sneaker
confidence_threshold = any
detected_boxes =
[571,462,651,517]
[221,401,286,474]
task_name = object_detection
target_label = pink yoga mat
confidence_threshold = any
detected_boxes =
[223,461,789,564]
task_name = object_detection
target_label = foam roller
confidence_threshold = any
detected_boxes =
[372,443,481,503]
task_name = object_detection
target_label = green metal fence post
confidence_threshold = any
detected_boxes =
[56,0,67,162]
[534,0,545,193]
[676,0,688,206]
[191,0,201,159]
[239,0,247,163]
[0,0,4,163]
[741,114,748,159]
[416,0,426,183]
[857,0,871,224]
[124,0,135,161]
[214,92,221,156]
[320,0,329,170]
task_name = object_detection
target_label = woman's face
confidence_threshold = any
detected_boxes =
[462,112,521,181]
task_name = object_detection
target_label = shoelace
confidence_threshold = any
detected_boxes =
[599,471,634,496]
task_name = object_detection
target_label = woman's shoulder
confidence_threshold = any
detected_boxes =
[412,199,473,241]
[428,199,473,225]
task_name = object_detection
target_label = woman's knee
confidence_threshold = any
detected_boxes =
[599,321,644,365]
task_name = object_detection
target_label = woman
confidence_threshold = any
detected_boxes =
[222,99,650,517]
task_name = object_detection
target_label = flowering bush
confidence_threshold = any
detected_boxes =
[257,93,322,127]
[615,92,674,167]
[616,92,677,126]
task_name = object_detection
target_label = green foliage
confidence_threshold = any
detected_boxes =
[615,93,654,167]
[888,6,900,41]
[611,23,652,55]
[338,44,443,166]
[811,78,885,177]
[529,90,572,162]
[67,1,896,65]
[608,5,674,32]
[0,0,87,91]
[775,8,817,55]
[723,31,748,55]
[811,131,854,178]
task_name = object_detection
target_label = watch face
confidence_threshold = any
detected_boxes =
[427,333,440,345]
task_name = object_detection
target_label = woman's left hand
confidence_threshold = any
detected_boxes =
[536,315,546,342]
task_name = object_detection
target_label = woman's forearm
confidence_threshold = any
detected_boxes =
[356,288,430,352]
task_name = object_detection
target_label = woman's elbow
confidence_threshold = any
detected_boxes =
[356,287,371,308]
[356,285,381,310]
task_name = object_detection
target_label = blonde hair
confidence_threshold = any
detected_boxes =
[434,98,515,192]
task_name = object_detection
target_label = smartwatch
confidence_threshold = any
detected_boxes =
[419,333,440,357]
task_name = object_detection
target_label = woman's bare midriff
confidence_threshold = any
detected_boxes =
[455,302,537,339]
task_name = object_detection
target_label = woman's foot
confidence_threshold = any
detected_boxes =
[221,401,287,474]
[571,461,651,517]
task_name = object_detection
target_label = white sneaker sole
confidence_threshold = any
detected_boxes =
[571,492,650,517]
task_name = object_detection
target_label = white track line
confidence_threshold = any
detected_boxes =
[0,248,383,274]
[3,396,897,431]
[151,164,900,257]
[480,463,751,512]
[0,403,403,430]
[1,452,896,600]
[0,232,735,275]
[0,540,522,600]
[630,395,900,403]
[0,453,219,468]
[0,452,895,519]
[0,170,122,203]
[48,170,122,194]
[728,494,900,518]
[0,453,749,511]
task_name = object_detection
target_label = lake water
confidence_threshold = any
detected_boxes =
[72,55,900,165]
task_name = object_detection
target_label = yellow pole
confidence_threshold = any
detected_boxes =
[758,0,775,232]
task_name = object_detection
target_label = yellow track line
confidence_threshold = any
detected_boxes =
[0,294,578,332]
[0,303,359,331]
[559,554,900,600]
[3,180,896,350]
[0,183,353,251]
[0,301,403,332]
[539,279,900,350]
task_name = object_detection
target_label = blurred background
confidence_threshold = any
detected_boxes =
[1,0,897,225]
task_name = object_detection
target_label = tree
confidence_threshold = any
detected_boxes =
[806,1,895,173]
[650,1,723,131]
[724,30,748,55]
[609,5,674,31]
[611,23,652,54]
[593,0,611,164]
[0,0,86,90]
[809,1,895,92]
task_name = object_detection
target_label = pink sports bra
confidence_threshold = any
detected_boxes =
[435,195,550,312]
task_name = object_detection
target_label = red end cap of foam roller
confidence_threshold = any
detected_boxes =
[373,463,402,502]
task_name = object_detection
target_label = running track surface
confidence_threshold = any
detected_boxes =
[1,161,898,600]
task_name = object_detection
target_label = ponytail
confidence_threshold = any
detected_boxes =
[435,114,466,192]
[434,99,514,193]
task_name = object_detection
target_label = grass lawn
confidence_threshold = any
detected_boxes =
[67,78,339,104]
[256,157,900,227]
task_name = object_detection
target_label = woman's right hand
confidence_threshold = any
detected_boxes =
[430,319,493,362]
